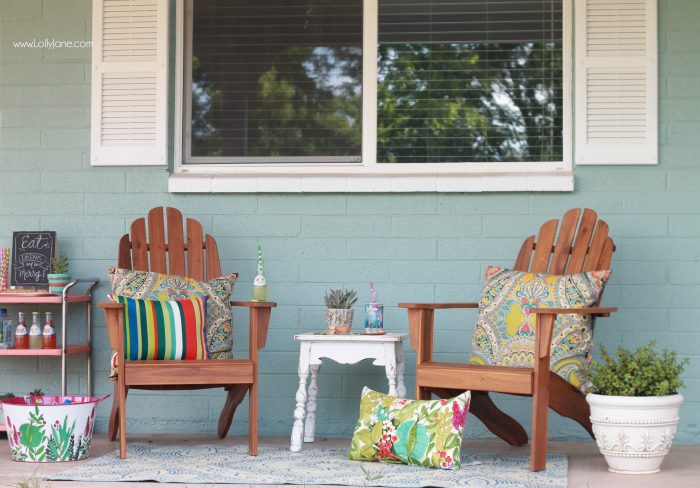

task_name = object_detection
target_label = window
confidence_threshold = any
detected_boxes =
[91,0,658,189]
[184,0,363,164]
[179,0,571,174]
[377,0,563,164]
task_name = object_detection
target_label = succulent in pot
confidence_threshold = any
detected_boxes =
[324,288,358,334]
[0,392,15,425]
[48,254,71,294]
[586,341,688,475]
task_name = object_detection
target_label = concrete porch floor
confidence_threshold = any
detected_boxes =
[1,435,699,488]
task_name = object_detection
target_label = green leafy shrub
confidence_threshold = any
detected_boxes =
[590,341,689,396]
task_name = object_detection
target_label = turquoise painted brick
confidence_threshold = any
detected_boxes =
[0,63,86,85]
[390,260,481,284]
[41,127,90,149]
[0,128,40,148]
[300,259,389,282]
[437,194,530,214]
[347,238,436,260]
[0,171,41,191]
[214,215,300,237]
[437,237,525,261]
[170,194,258,214]
[0,192,83,215]
[3,106,85,128]
[41,170,125,192]
[125,169,170,193]
[258,194,346,214]
[83,192,167,215]
[392,215,481,237]
[666,76,699,98]
[347,194,437,214]
[669,215,700,236]
[302,215,391,237]
[0,148,84,170]
[0,0,41,20]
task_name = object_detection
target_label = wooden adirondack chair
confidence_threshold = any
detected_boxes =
[399,208,616,471]
[98,207,276,459]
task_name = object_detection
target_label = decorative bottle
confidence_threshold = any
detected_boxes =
[29,312,42,349]
[251,245,268,302]
[43,311,56,349]
[15,312,28,349]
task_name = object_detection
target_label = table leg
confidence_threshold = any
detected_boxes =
[290,343,311,452]
[396,342,406,398]
[303,363,321,443]
[384,343,398,397]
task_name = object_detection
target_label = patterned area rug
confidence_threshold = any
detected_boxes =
[48,444,567,487]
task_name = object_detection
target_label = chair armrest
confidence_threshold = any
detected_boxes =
[399,302,479,309]
[531,306,616,317]
[230,301,277,308]
[97,301,125,351]
[231,301,276,353]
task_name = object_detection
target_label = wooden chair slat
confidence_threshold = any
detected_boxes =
[549,208,580,274]
[187,218,205,281]
[166,207,186,276]
[598,238,615,270]
[205,234,222,280]
[514,236,535,271]
[568,208,597,273]
[530,220,558,273]
[584,220,609,271]
[130,218,149,271]
[147,207,167,273]
[117,235,132,269]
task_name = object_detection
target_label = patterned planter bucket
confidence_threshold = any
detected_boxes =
[1,395,108,462]
[47,273,71,294]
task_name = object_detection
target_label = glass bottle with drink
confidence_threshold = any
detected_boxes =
[15,312,28,349]
[29,312,42,349]
[251,245,268,302]
[43,312,56,349]
[0,308,11,349]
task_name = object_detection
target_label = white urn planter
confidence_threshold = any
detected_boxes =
[587,393,683,474]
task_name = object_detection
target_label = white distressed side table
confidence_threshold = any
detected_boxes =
[290,332,407,452]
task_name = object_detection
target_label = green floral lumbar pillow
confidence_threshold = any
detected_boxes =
[349,387,471,470]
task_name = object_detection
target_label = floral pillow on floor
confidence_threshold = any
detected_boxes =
[349,387,471,470]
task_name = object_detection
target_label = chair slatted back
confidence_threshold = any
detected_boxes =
[118,207,222,280]
[514,208,615,276]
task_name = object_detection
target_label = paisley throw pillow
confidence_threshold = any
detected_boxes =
[468,266,611,391]
[349,387,470,470]
[110,268,237,359]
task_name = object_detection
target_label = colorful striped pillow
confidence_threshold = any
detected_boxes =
[115,295,209,360]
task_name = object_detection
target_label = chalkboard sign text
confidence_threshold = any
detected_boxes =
[10,231,57,287]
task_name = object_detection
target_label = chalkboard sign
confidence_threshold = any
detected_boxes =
[10,231,57,287]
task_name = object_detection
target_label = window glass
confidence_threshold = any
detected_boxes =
[377,0,563,163]
[189,0,363,162]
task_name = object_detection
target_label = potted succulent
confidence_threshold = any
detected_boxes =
[324,288,358,334]
[586,341,688,474]
[48,254,71,294]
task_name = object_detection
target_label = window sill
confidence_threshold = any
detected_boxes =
[168,171,573,193]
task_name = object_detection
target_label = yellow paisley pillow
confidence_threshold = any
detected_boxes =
[468,266,610,391]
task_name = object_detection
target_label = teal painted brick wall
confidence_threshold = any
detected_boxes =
[1,0,699,443]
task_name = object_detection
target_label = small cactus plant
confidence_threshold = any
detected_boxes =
[51,255,69,274]
[324,289,358,309]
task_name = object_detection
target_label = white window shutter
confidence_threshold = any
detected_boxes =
[90,0,168,166]
[575,0,657,165]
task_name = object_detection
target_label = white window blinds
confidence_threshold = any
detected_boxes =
[574,0,658,165]
[377,0,565,164]
[90,0,168,166]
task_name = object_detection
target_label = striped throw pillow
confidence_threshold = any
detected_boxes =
[115,295,209,360]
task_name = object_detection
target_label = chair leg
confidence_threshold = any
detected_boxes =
[249,381,258,456]
[548,373,594,438]
[217,384,249,438]
[108,383,129,441]
[118,376,127,459]
[468,391,529,447]
[531,378,551,471]
[416,385,431,400]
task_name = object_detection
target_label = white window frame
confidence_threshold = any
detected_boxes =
[170,0,573,192]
